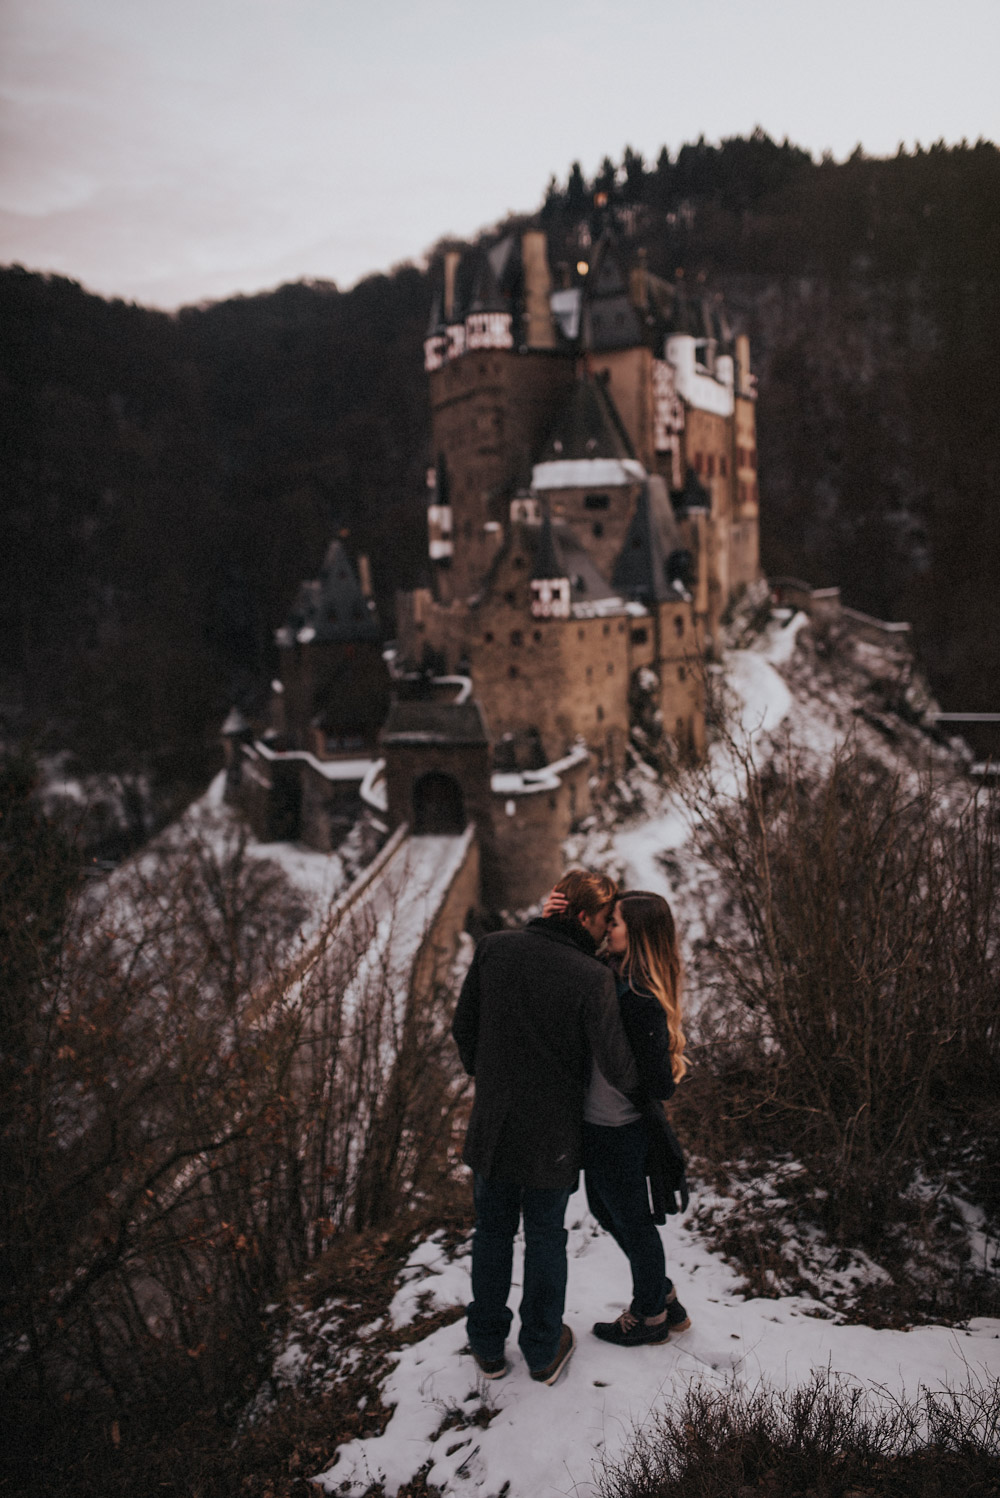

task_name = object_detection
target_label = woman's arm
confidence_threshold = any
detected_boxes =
[620,988,676,1101]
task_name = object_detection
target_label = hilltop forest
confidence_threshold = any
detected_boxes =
[2,132,998,837]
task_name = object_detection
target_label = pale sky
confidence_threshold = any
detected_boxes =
[1,0,997,310]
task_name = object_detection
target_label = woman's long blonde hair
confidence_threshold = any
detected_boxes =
[616,891,687,1082]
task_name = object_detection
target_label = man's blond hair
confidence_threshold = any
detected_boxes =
[552,868,619,922]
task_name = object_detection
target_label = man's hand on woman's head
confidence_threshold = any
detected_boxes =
[541,889,569,918]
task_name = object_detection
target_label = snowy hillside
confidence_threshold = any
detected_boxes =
[247,609,999,1498]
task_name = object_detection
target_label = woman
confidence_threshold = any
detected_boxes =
[544,887,691,1346]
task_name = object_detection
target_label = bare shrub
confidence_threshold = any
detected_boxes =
[680,739,1000,1248]
[597,1370,1000,1498]
[1,772,469,1467]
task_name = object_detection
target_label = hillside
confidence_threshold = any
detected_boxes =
[246,604,1000,1497]
[3,600,997,1496]
[2,135,999,851]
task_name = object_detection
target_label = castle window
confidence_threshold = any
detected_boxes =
[597,704,605,721]
[509,664,519,678]
[706,454,715,477]
[584,493,610,511]
[631,627,648,645]
[603,623,610,637]
[578,628,585,641]
[510,630,523,646]
[592,521,604,538]
[694,452,704,475]
[674,615,684,636]
[618,622,625,633]
[484,631,494,643]
[678,665,687,681]
[513,554,525,568]
[586,666,593,681]
[533,629,542,643]
[720,454,728,476]
[606,662,614,674]
[504,590,516,605]
[750,448,757,470]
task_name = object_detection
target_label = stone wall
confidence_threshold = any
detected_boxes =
[488,753,592,911]
[410,830,480,1003]
[428,347,575,600]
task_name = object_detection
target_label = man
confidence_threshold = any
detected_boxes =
[451,869,639,1385]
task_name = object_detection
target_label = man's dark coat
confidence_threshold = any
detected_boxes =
[452,916,639,1191]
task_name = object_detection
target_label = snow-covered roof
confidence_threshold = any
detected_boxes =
[490,741,590,798]
[532,457,646,491]
[249,740,375,783]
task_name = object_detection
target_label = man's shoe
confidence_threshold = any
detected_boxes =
[592,1309,671,1347]
[529,1324,575,1384]
[471,1350,508,1380]
[665,1283,692,1333]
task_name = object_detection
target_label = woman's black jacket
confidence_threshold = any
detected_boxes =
[615,973,689,1219]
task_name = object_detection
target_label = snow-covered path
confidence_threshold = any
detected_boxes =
[314,1197,1000,1497]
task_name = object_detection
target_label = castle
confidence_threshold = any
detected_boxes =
[225,230,762,910]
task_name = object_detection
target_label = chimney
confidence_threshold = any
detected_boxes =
[521,231,556,349]
[444,250,461,322]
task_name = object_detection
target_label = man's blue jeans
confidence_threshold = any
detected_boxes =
[467,1174,571,1372]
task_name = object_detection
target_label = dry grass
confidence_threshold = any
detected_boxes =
[598,1371,1000,1498]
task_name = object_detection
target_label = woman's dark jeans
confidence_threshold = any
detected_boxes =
[467,1174,571,1372]
[583,1118,666,1318]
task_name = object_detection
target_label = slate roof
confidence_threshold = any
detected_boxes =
[536,375,636,465]
[580,233,643,352]
[640,268,735,350]
[277,539,380,646]
[613,477,690,604]
[553,522,620,606]
[380,699,490,746]
[467,252,509,314]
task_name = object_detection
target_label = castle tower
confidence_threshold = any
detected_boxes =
[424,235,575,603]
[274,537,390,756]
[530,374,646,581]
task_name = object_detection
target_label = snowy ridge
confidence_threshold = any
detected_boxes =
[312,1215,1000,1497]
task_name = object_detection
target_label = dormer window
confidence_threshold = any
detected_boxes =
[530,577,571,619]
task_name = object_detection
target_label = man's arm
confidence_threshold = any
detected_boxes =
[584,975,640,1095]
[451,945,482,1076]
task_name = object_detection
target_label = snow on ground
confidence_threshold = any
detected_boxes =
[313,1197,1000,1497]
[192,771,351,919]
[604,618,798,902]
[305,614,996,1497]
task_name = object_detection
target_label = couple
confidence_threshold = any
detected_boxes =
[451,869,689,1386]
